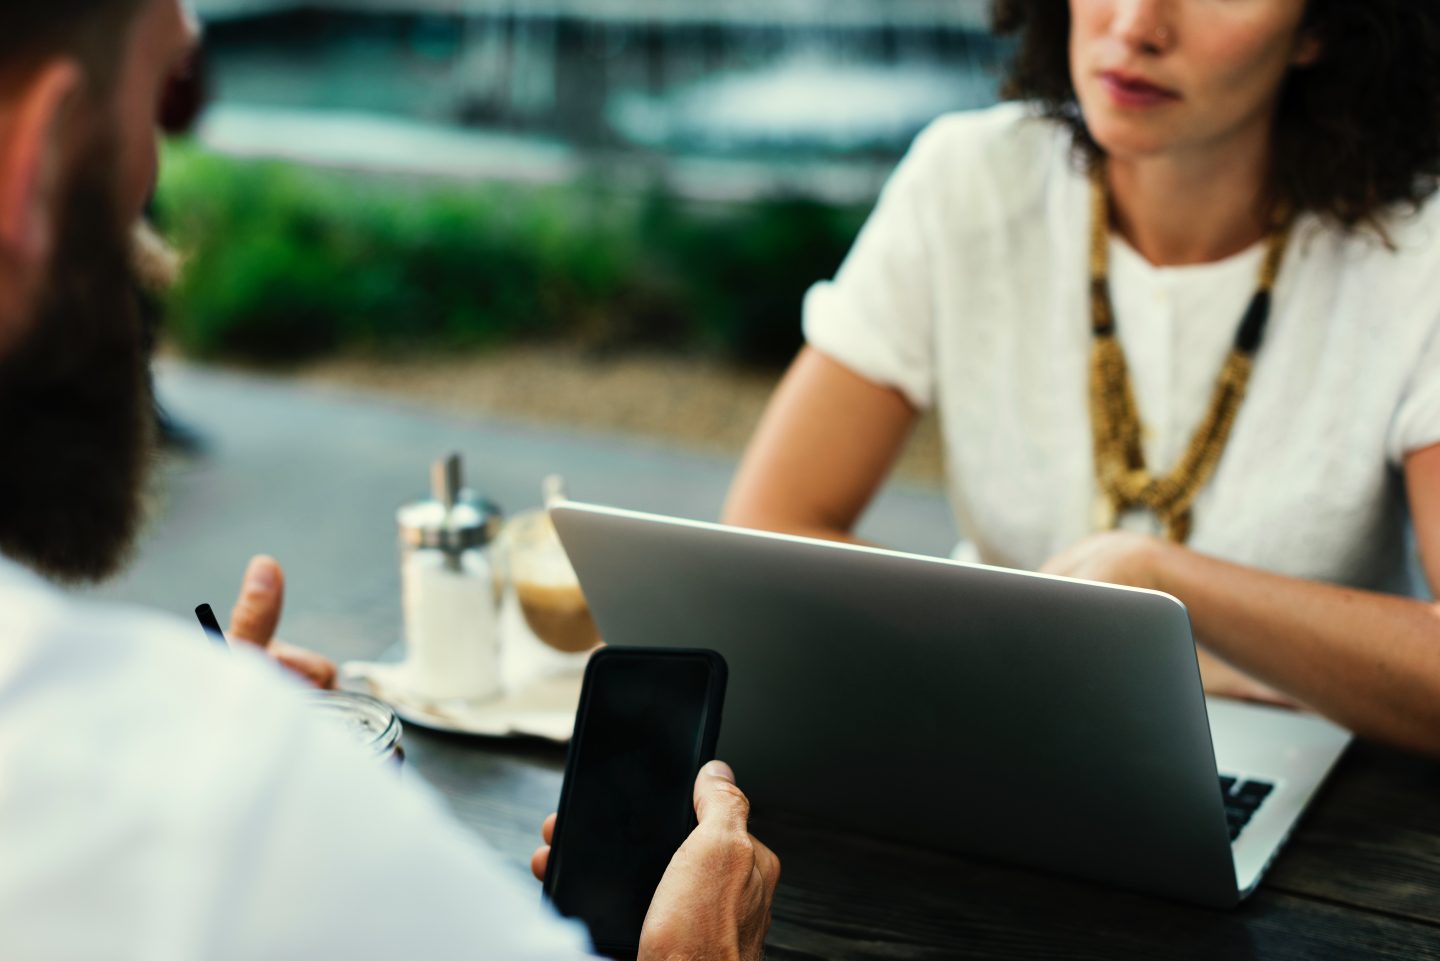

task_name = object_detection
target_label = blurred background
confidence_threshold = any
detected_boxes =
[84,0,1017,654]
[156,0,1009,482]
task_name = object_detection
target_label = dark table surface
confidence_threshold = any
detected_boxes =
[401,722,1440,961]
[104,369,1440,960]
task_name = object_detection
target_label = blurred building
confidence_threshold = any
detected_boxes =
[192,0,1005,189]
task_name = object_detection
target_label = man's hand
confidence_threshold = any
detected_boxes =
[229,555,338,689]
[640,761,779,961]
[530,761,780,961]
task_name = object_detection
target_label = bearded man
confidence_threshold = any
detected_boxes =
[0,3,778,958]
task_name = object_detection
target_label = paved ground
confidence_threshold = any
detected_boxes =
[87,361,955,665]
[288,346,945,484]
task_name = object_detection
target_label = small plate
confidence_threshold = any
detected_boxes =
[341,652,583,743]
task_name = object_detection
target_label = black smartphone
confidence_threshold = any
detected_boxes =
[543,647,728,957]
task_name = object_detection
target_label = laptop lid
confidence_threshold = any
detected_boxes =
[553,502,1240,907]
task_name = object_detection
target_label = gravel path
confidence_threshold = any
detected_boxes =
[280,346,945,486]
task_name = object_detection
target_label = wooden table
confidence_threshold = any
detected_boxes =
[111,371,1440,959]
[402,726,1440,960]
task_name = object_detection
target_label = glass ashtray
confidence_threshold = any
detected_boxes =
[305,690,404,766]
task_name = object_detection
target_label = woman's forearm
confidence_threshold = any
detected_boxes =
[1148,542,1440,756]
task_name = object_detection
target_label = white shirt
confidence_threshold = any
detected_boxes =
[805,102,1440,593]
[0,558,590,961]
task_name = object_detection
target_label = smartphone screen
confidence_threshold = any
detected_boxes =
[544,648,726,955]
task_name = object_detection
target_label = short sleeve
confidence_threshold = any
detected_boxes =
[1387,317,1440,465]
[802,120,948,410]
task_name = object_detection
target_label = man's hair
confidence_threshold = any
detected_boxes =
[992,0,1440,233]
[0,1,149,93]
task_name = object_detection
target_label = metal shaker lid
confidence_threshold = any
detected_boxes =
[397,453,502,552]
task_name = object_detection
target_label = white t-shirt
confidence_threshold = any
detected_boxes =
[0,557,590,961]
[805,102,1440,593]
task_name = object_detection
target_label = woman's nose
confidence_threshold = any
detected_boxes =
[1111,0,1176,56]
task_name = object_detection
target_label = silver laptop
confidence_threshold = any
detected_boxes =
[552,501,1352,909]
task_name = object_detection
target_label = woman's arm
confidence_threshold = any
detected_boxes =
[722,347,919,544]
[1043,443,1440,757]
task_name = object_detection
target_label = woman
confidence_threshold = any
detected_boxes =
[723,0,1440,755]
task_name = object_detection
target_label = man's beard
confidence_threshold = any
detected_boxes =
[0,143,154,584]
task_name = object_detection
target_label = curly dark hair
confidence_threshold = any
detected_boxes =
[992,0,1440,232]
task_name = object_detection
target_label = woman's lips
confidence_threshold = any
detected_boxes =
[1099,70,1181,108]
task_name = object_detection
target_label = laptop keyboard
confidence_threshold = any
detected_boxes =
[1219,775,1275,842]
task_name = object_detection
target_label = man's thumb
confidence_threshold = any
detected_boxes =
[694,760,750,831]
[229,555,285,647]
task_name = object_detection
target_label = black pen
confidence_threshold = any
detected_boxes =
[194,603,229,649]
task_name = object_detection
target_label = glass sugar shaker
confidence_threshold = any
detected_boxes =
[396,453,504,702]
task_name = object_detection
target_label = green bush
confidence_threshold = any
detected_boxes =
[154,142,869,367]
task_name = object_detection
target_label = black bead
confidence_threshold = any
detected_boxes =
[1234,290,1272,355]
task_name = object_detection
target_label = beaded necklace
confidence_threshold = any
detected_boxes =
[1087,163,1295,542]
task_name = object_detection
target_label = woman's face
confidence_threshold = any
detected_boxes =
[1069,0,1319,163]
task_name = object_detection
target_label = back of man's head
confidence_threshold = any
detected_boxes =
[0,0,164,584]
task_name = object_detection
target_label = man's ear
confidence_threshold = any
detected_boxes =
[0,62,82,270]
